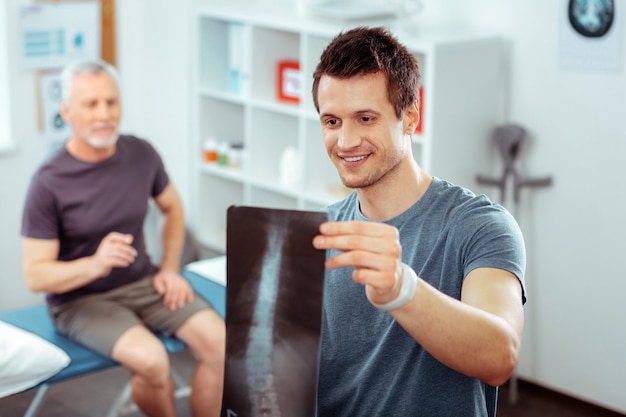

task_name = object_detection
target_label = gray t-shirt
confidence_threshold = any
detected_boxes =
[21,135,169,307]
[317,177,526,417]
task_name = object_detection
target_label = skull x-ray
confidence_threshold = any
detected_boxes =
[569,0,614,38]
[222,206,328,417]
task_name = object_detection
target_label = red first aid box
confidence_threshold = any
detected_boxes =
[276,60,301,104]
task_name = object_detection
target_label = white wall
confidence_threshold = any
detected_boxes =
[0,2,13,153]
[1,0,625,413]
[0,0,49,310]
[115,1,192,203]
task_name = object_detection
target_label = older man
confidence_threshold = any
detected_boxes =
[21,59,224,417]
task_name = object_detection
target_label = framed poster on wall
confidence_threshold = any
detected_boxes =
[558,0,623,71]
[18,2,101,70]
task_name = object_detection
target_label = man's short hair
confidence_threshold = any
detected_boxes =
[312,26,420,119]
[60,59,120,103]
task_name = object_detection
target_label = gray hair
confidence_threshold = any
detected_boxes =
[60,58,120,102]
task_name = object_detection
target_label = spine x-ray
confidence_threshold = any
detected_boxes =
[222,206,328,417]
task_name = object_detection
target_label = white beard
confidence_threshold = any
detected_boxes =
[85,132,119,149]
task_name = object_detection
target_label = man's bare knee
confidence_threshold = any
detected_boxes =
[176,309,225,363]
[112,325,171,384]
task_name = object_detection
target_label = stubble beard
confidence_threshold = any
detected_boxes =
[338,152,403,190]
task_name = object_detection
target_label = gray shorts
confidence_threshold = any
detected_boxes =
[49,276,211,356]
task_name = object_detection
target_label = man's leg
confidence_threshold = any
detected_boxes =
[175,308,225,417]
[111,325,177,417]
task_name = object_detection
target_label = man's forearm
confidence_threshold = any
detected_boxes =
[25,256,103,294]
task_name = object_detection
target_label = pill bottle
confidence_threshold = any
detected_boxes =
[203,138,218,163]
[228,142,244,170]
[217,141,229,166]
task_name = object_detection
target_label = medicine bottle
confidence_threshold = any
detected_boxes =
[203,138,218,163]
[228,142,244,170]
[217,141,229,166]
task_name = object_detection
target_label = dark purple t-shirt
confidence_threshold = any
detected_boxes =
[21,135,170,307]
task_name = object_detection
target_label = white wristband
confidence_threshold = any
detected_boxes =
[369,263,418,311]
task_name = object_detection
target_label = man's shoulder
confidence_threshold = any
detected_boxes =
[429,177,499,215]
[117,134,162,159]
[434,180,520,245]
[32,146,73,181]
[118,134,153,149]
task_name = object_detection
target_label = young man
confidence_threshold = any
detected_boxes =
[21,59,224,417]
[311,27,526,416]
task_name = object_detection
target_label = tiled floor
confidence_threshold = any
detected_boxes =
[2,360,624,417]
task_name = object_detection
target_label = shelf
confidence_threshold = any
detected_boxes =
[197,17,236,94]
[199,163,246,182]
[198,87,246,105]
[248,107,299,185]
[197,97,244,148]
[248,97,301,117]
[190,3,504,251]
[249,26,299,103]
[250,187,299,210]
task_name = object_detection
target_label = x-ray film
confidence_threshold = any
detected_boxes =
[222,206,328,417]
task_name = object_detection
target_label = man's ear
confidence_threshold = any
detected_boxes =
[60,100,71,125]
[404,101,420,134]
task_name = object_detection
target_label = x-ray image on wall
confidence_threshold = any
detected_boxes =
[569,0,614,38]
[222,206,328,417]
[38,71,71,154]
[558,0,623,71]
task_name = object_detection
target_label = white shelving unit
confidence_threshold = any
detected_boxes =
[189,1,504,252]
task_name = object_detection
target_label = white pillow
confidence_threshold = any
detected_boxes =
[0,321,70,398]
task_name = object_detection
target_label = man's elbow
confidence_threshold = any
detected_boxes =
[23,266,47,293]
[484,362,517,387]
[482,341,520,387]
[25,278,46,293]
